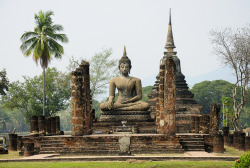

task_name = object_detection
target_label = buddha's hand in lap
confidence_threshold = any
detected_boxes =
[107,101,114,110]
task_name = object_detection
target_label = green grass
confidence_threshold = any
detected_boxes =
[0,161,235,168]
[0,151,24,159]
[216,146,248,156]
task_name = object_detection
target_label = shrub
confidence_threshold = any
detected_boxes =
[233,151,250,168]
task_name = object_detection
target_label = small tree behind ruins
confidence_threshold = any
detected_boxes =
[210,25,249,131]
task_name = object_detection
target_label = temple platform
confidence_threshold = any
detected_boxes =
[19,133,215,156]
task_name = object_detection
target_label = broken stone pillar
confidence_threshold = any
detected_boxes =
[156,56,176,135]
[24,143,34,157]
[225,134,233,147]
[30,115,39,136]
[213,133,224,153]
[55,116,60,135]
[45,117,51,136]
[190,116,195,133]
[71,61,92,136]
[200,115,210,134]
[195,116,200,133]
[51,116,56,135]
[245,136,250,151]
[17,136,23,151]
[238,132,245,151]
[8,133,17,151]
[222,127,229,136]
[38,115,46,136]
[209,103,220,135]
[233,131,240,149]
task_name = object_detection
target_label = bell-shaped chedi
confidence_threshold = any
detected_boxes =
[149,9,202,133]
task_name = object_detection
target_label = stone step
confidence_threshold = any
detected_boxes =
[182,145,205,151]
[41,143,65,147]
[180,141,204,145]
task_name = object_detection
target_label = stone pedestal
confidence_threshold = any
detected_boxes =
[8,133,17,151]
[213,133,224,153]
[38,116,46,136]
[24,143,34,157]
[30,116,39,136]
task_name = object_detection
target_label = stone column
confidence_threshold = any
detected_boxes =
[156,64,165,133]
[17,136,23,151]
[156,64,165,134]
[45,117,51,136]
[213,133,224,153]
[51,116,56,135]
[30,115,39,136]
[8,133,17,151]
[81,62,92,135]
[209,103,220,135]
[245,136,250,151]
[190,116,195,133]
[55,116,60,135]
[238,132,245,151]
[233,131,240,149]
[200,115,210,134]
[195,116,200,133]
[71,61,92,136]
[157,57,176,135]
[226,134,234,147]
[24,143,34,156]
[38,115,46,136]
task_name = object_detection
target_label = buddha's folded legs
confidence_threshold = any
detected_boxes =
[100,101,150,111]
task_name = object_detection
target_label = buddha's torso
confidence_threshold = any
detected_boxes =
[112,76,138,102]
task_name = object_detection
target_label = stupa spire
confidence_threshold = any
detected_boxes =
[165,9,176,51]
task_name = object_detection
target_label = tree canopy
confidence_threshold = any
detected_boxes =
[191,80,234,115]
[0,69,9,96]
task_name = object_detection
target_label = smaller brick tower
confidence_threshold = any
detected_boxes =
[71,61,92,136]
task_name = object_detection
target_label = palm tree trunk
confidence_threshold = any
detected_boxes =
[43,66,45,116]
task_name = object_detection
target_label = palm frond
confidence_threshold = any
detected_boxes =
[20,37,38,52]
[33,40,43,59]
[47,32,68,43]
[52,24,63,32]
[23,40,38,56]
[47,38,64,58]
[20,31,38,41]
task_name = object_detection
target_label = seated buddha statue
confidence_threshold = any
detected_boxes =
[100,47,150,111]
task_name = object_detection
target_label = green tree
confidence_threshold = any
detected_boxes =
[0,107,10,133]
[210,25,249,130]
[20,10,68,116]
[191,80,234,115]
[0,69,9,96]
[1,67,71,122]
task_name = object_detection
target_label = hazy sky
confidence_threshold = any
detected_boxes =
[0,0,249,87]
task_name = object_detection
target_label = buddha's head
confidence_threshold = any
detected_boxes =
[119,46,132,75]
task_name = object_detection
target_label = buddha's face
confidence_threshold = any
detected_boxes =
[120,63,130,76]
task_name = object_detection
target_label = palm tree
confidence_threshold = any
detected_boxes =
[20,10,68,116]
